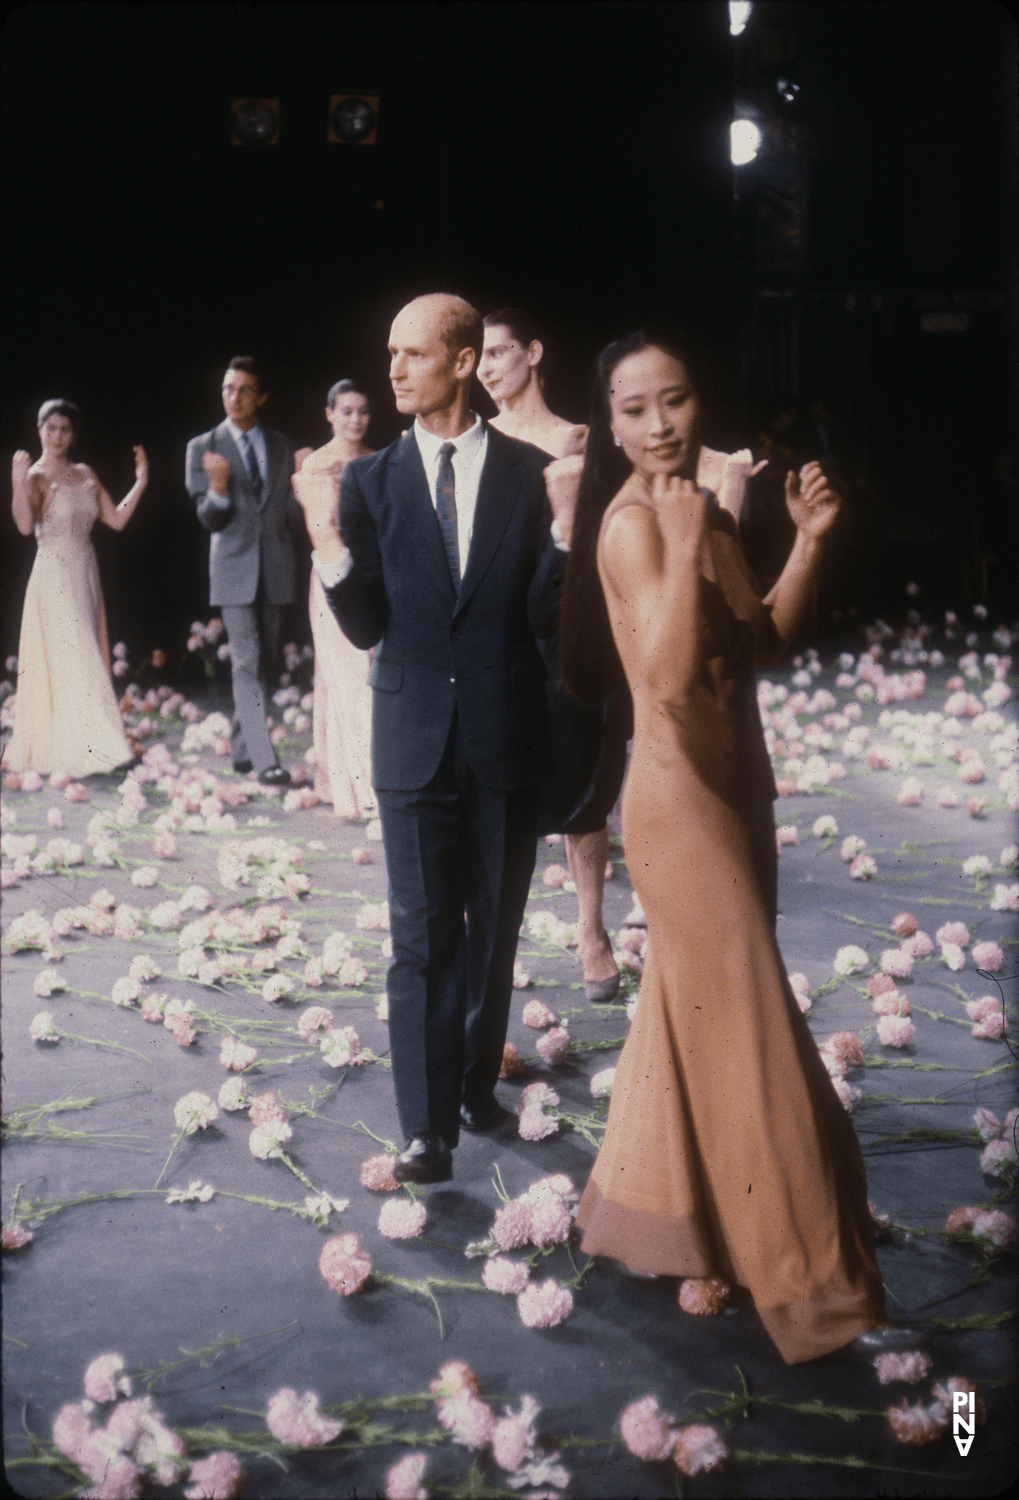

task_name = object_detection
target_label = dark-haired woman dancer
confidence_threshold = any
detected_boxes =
[479,309,624,1001]
[5,400,147,775]
[555,332,917,1363]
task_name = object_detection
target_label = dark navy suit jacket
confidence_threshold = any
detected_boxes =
[324,424,561,793]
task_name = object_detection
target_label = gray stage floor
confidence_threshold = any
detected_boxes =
[2,618,1017,1498]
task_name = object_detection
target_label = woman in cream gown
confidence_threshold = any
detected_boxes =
[4,400,147,777]
[293,380,375,819]
[556,333,918,1365]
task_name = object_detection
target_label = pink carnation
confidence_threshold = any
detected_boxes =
[437,1391,495,1451]
[219,1036,257,1071]
[430,1361,482,1399]
[153,832,178,860]
[678,1276,732,1315]
[318,1233,372,1295]
[879,947,914,979]
[672,1423,727,1476]
[891,912,918,937]
[517,1278,573,1328]
[52,1400,95,1461]
[872,989,910,1016]
[876,1014,916,1048]
[850,853,878,880]
[337,956,369,987]
[936,920,971,947]
[972,1210,1016,1249]
[521,999,557,1029]
[619,1396,676,1461]
[971,940,1003,972]
[83,1352,133,1403]
[904,929,934,957]
[360,1154,400,1191]
[827,1030,865,1067]
[492,1199,534,1251]
[980,1137,1019,1178]
[2,1224,33,1250]
[64,781,89,803]
[378,1198,427,1239]
[867,972,897,997]
[384,1453,428,1500]
[524,1187,573,1247]
[248,1091,287,1127]
[483,1256,530,1295]
[897,778,924,806]
[542,863,569,887]
[940,942,965,971]
[265,1388,343,1447]
[184,1450,243,1499]
[297,1005,334,1041]
[874,1350,933,1384]
[887,1401,945,1445]
[536,1025,571,1065]
[929,1378,985,1428]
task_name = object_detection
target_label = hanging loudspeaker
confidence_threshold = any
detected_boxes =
[328,94,379,145]
[231,99,280,146]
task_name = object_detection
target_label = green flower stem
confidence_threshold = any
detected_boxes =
[57,1030,151,1064]
[273,1149,321,1194]
[134,1322,299,1389]
[154,1125,190,1188]
[371,1272,486,1339]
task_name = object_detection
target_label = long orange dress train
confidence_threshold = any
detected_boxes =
[575,491,886,1364]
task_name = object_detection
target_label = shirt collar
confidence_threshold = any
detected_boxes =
[414,414,484,467]
[226,418,262,447]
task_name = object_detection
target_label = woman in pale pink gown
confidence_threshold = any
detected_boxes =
[4,400,148,777]
[293,381,376,819]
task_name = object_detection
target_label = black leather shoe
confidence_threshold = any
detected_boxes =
[258,765,291,787]
[393,1135,452,1184]
[232,759,253,775]
[460,1096,505,1133]
[849,1324,927,1356]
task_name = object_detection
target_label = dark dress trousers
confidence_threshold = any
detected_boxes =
[324,424,561,1145]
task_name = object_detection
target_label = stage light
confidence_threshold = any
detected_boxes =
[230,99,280,146]
[328,94,379,145]
[729,2,752,35]
[730,119,761,166]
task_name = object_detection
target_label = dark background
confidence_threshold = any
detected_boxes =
[2,1,1016,668]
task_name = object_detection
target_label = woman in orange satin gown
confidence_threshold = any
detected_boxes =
[556,332,909,1364]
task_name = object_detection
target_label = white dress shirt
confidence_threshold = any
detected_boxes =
[312,416,489,589]
[206,420,267,508]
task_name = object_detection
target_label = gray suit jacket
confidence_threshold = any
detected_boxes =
[185,420,299,606]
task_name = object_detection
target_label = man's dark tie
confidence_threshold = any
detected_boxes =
[239,432,263,500]
[436,442,460,585]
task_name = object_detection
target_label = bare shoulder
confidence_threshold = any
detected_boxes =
[599,485,662,591]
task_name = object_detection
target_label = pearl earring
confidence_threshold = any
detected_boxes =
[613,434,621,448]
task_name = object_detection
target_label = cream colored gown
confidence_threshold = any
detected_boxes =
[3,479,133,776]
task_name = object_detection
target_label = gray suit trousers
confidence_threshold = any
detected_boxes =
[220,601,285,773]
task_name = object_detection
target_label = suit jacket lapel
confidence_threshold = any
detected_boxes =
[454,429,520,615]
[262,429,286,510]
[389,433,457,605]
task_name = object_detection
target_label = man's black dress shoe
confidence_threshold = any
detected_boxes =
[232,759,253,775]
[258,765,292,787]
[393,1135,452,1184]
[460,1096,505,1133]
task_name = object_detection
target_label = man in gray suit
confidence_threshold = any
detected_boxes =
[186,357,300,785]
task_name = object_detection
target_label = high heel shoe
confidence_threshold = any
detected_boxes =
[585,974,620,1003]
[849,1323,927,1355]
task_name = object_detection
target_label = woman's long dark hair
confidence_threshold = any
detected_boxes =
[559,330,709,707]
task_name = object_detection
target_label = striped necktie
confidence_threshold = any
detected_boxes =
[436,442,459,585]
[239,432,263,499]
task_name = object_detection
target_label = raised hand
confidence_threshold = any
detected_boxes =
[784,461,841,540]
[292,468,342,555]
[133,446,149,486]
[202,450,232,496]
[12,450,33,488]
[544,453,584,548]
[650,472,709,554]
